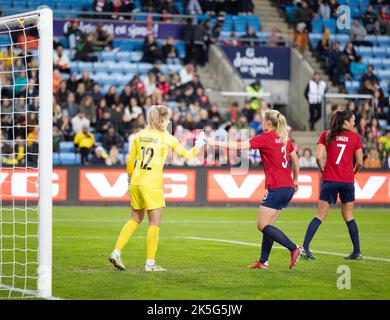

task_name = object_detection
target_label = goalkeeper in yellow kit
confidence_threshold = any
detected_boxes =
[109,105,207,272]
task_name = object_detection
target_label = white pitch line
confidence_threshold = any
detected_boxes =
[0,285,64,300]
[177,236,390,263]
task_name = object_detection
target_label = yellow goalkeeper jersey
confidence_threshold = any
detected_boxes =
[127,128,198,189]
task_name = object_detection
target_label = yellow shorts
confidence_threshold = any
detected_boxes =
[129,185,166,211]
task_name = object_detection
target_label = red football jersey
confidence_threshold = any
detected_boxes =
[249,130,294,189]
[317,130,363,183]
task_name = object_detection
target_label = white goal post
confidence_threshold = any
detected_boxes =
[0,7,53,299]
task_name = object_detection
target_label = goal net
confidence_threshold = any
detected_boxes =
[0,8,53,299]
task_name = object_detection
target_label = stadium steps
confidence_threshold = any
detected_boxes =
[252,0,289,33]
[292,130,320,154]
[197,66,230,110]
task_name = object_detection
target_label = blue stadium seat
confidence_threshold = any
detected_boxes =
[93,61,109,73]
[78,62,94,73]
[53,153,61,166]
[377,36,390,47]
[130,51,143,62]
[382,58,390,67]
[116,51,132,61]
[121,62,138,74]
[367,58,382,69]
[59,141,75,153]
[60,152,77,165]
[373,47,388,58]
[137,62,153,74]
[357,46,373,57]
[378,69,390,80]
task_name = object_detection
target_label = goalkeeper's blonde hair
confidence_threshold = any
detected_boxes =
[264,110,289,147]
[147,105,170,131]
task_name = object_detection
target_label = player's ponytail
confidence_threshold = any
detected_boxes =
[264,110,289,147]
[147,105,170,131]
[326,110,354,142]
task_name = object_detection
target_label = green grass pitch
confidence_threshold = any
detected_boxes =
[2,206,390,299]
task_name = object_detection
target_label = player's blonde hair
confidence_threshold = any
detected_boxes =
[264,110,289,147]
[147,105,170,131]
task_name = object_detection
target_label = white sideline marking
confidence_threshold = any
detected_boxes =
[53,219,390,225]
[177,236,390,263]
[0,285,64,300]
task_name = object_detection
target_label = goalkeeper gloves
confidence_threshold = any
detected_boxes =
[195,131,208,149]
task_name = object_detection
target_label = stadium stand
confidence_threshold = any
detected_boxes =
[1,0,389,168]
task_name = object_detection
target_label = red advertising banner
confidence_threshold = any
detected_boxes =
[0,169,68,201]
[207,170,320,203]
[79,169,196,202]
[207,170,390,203]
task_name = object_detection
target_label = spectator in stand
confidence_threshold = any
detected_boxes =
[66,19,84,54]
[249,112,263,135]
[62,92,78,119]
[105,85,119,107]
[240,0,254,14]
[196,109,211,129]
[268,27,284,47]
[103,125,123,157]
[343,42,357,63]
[240,26,259,47]
[162,36,180,64]
[119,85,135,108]
[362,4,380,35]
[91,146,109,165]
[58,114,73,141]
[75,33,98,62]
[361,64,380,87]
[91,83,104,106]
[74,125,95,165]
[127,97,144,122]
[378,5,390,35]
[222,32,241,46]
[295,1,314,32]
[79,71,95,91]
[75,82,87,104]
[242,100,255,123]
[72,111,90,134]
[350,18,372,47]
[318,0,331,19]
[106,0,127,20]
[359,79,375,96]
[192,20,209,66]
[293,22,309,54]
[329,0,339,19]
[305,72,327,130]
[79,95,97,126]
[53,69,63,94]
[186,0,202,14]
[183,18,194,64]
[157,74,170,98]
[180,63,194,85]
[234,114,249,130]
[56,80,69,106]
[316,28,331,63]
[53,44,70,74]
[364,149,382,168]
[66,72,79,92]
[141,34,163,64]
[159,0,180,17]
[350,55,367,80]
[91,24,114,51]
[246,80,264,111]
[299,148,316,167]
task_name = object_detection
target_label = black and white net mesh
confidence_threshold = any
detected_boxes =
[0,13,41,299]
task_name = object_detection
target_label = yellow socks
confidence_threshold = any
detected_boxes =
[146,225,160,265]
[114,220,139,253]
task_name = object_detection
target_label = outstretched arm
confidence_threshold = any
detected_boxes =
[209,140,251,150]
[172,131,207,160]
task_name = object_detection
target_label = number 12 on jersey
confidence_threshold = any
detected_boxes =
[336,143,346,165]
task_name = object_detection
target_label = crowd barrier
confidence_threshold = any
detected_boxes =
[1,167,389,206]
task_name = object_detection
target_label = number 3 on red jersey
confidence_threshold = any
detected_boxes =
[281,146,288,168]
